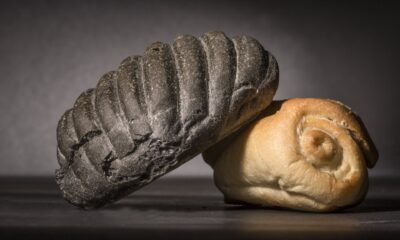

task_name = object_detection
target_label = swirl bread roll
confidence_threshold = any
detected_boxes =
[203,98,378,212]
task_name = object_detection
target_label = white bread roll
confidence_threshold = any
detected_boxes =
[203,98,378,212]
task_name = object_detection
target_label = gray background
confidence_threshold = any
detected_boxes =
[0,0,399,177]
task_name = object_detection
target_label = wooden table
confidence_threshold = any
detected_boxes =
[1,176,399,239]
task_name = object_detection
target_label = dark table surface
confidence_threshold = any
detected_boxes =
[1,175,400,239]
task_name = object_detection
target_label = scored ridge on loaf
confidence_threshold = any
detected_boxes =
[56,31,279,208]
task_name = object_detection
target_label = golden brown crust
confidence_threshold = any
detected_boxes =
[203,98,378,212]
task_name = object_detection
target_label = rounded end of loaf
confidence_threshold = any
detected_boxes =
[55,154,130,210]
[55,168,105,209]
[55,108,140,209]
[204,98,378,212]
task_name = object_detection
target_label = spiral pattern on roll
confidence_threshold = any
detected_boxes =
[278,99,377,209]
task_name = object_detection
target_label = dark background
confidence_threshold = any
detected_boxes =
[0,0,399,177]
